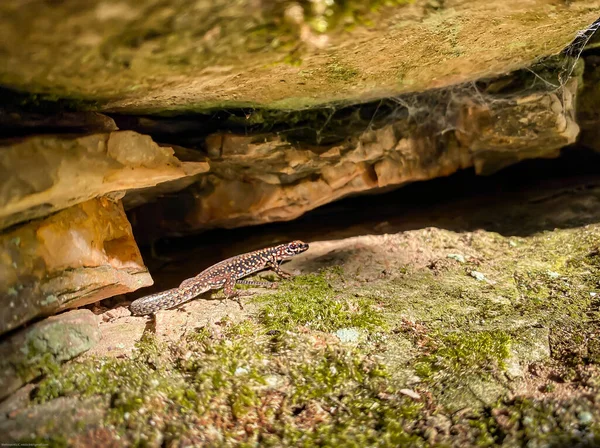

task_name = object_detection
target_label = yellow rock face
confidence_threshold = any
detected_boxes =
[131,77,580,236]
[0,130,209,230]
[0,197,152,335]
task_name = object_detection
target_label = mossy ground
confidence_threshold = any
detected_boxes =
[15,223,600,446]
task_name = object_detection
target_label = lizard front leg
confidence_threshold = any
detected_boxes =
[268,256,293,279]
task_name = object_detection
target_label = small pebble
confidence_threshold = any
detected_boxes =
[470,271,486,281]
[578,411,593,425]
[264,375,282,388]
[335,328,360,343]
[447,254,465,263]
[399,389,421,400]
[406,375,421,385]
[234,367,249,376]
[424,427,437,442]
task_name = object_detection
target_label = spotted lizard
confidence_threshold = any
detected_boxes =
[130,240,309,315]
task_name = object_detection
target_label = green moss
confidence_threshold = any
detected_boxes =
[378,226,600,339]
[0,86,100,113]
[508,229,600,325]
[302,0,413,33]
[274,348,425,446]
[32,320,426,446]
[326,62,360,82]
[34,336,173,427]
[254,271,386,333]
[14,336,62,383]
[413,330,511,381]
[380,269,517,331]
[22,225,600,445]
[470,397,600,447]
[549,320,600,371]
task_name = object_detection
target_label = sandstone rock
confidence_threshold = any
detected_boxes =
[1,180,597,445]
[84,317,146,359]
[0,110,118,135]
[0,130,209,230]
[460,77,581,174]
[0,197,152,335]
[440,377,508,412]
[130,73,580,236]
[0,309,100,401]
[0,384,34,419]
[0,397,106,443]
[505,327,551,379]
[0,0,597,113]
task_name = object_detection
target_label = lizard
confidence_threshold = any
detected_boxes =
[129,240,309,316]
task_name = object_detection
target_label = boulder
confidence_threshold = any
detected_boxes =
[0,197,152,335]
[0,309,100,401]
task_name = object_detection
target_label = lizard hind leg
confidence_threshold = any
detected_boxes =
[223,275,257,310]
[236,279,278,289]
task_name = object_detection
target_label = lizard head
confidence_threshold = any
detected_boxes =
[280,240,309,258]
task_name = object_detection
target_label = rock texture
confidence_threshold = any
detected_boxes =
[130,74,581,235]
[0,0,597,112]
[0,397,107,443]
[0,130,209,230]
[0,197,152,335]
[8,173,600,445]
[0,309,100,401]
[0,110,118,135]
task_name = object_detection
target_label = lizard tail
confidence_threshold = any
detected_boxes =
[130,286,202,316]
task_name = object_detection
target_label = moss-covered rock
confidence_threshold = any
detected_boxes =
[0,309,100,402]
[7,216,600,445]
[0,0,597,113]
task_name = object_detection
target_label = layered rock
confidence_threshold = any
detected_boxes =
[0,397,107,443]
[129,73,581,235]
[0,0,597,112]
[0,197,152,335]
[0,130,209,230]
